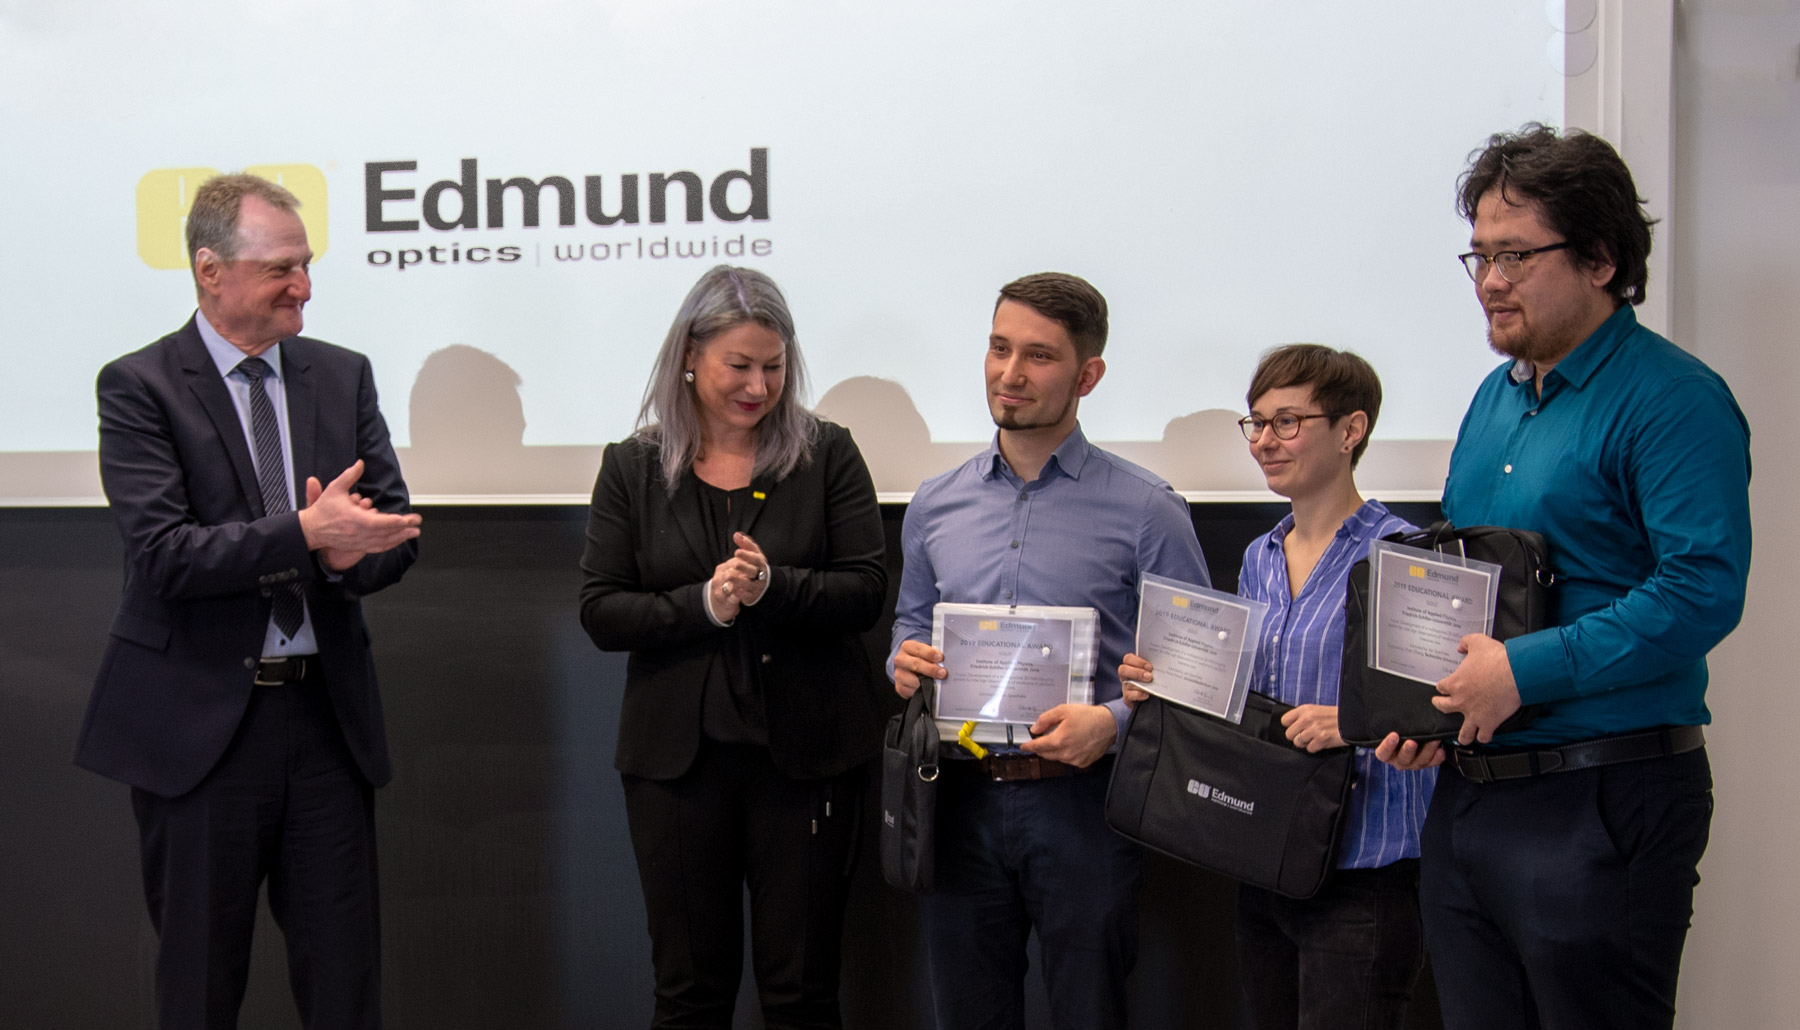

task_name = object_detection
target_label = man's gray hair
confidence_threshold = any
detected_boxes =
[186,173,301,275]
[635,265,818,492]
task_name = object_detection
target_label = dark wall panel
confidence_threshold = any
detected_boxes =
[0,502,1441,1029]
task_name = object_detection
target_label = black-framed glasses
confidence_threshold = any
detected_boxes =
[1458,241,1571,284]
[1238,412,1335,442]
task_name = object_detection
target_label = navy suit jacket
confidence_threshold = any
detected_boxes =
[578,421,887,781]
[75,316,416,798]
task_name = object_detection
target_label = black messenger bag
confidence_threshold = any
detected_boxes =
[1106,693,1355,900]
[879,680,940,893]
[1338,521,1554,746]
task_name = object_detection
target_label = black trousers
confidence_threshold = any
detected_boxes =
[132,677,380,1030]
[1235,860,1426,1030]
[621,741,863,1030]
[1420,748,1712,1030]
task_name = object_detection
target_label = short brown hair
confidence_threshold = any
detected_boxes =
[186,173,302,273]
[1246,344,1383,467]
[1456,124,1655,307]
[995,272,1108,361]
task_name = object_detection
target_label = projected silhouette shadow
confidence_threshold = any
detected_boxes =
[814,375,982,495]
[402,344,604,497]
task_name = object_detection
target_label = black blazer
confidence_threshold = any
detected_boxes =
[579,420,887,781]
[74,317,416,798]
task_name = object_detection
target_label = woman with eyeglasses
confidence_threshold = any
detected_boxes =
[1121,344,1436,1030]
[579,265,887,1029]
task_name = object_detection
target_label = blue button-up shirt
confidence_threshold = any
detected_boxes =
[891,424,1211,738]
[1443,305,1751,746]
[1241,499,1433,868]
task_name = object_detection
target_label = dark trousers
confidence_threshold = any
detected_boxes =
[131,678,380,1030]
[1235,860,1426,1030]
[920,757,1142,1030]
[1419,748,1712,1030]
[621,741,863,1030]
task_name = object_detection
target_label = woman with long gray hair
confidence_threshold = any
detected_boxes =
[579,265,887,1028]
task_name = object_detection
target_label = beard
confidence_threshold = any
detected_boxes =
[1487,309,1587,368]
[990,389,1077,432]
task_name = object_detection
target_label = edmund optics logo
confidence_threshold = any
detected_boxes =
[137,165,329,270]
[1187,779,1256,816]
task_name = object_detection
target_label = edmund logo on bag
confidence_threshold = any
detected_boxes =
[1187,779,1256,815]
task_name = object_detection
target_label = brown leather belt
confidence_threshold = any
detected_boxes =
[254,656,314,686]
[1451,725,1705,783]
[946,752,1087,782]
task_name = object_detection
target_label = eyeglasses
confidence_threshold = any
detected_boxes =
[1237,413,1335,442]
[1458,241,1571,284]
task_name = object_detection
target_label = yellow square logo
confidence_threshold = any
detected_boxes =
[979,620,999,631]
[137,164,329,270]
[1171,596,1190,608]
[1408,565,1426,579]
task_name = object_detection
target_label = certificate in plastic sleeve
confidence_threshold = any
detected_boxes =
[1368,539,1502,686]
[1132,573,1267,723]
[931,603,1098,744]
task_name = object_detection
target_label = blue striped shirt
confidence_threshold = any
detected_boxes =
[1240,499,1435,869]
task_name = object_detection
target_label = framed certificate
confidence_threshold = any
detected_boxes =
[1367,539,1502,685]
[1132,573,1267,723]
[931,603,1099,744]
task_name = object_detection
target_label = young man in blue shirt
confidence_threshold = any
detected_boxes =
[1377,125,1752,1030]
[889,272,1210,1029]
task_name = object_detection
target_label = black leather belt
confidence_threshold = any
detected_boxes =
[945,752,1092,782]
[1451,725,1705,783]
[254,656,314,686]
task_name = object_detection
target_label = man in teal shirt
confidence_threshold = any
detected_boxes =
[1377,125,1751,1029]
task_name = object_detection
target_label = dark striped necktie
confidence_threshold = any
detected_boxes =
[235,357,305,640]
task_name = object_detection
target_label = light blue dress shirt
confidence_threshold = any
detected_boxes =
[891,424,1211,740]
[1239,500,1434,868]
[195,309,319,657]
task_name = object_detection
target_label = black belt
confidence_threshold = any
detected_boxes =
[943,751,1097,782]
[1451,725,1705,783]
[253,656,314,686]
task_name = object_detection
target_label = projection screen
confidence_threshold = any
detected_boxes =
[0,0,1669,503]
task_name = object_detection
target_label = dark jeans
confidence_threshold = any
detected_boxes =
[621,741,863,1030]
[1420,748,1713,1030]
[1236,860,1425,1030]
[132,678,380,1030]
[920,757,1142,1030]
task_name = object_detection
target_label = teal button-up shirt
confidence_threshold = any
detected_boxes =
[1443,305,1751,746]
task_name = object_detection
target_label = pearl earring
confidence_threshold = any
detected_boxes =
[683,370,695,383]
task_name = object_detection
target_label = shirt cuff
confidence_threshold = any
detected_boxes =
[1505,628,1577,705]
[701,582,734,628]
[1104,697,1131,751]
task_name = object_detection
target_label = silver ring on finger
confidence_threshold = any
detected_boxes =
[755,566,767,581]
[722,582,733,596]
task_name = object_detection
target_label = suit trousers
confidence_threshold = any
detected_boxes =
[920,756,1141,1030]
[1419,748,1712,1030]
[1235,860,1426,1030]
[131,675,380,1030]
[621,741,863,1030]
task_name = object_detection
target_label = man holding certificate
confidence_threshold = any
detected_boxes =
[1122,345,1436,1030]
[889,272,1210,1029]
[1377,126,1752,1030]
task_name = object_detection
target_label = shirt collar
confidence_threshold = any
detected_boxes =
[1508,304,1637,390]
[1264,497,1392,549]
[981,422,1094,482]
[196,308,283,382]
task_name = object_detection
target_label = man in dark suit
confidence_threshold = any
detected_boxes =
[75,173,422,1029]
